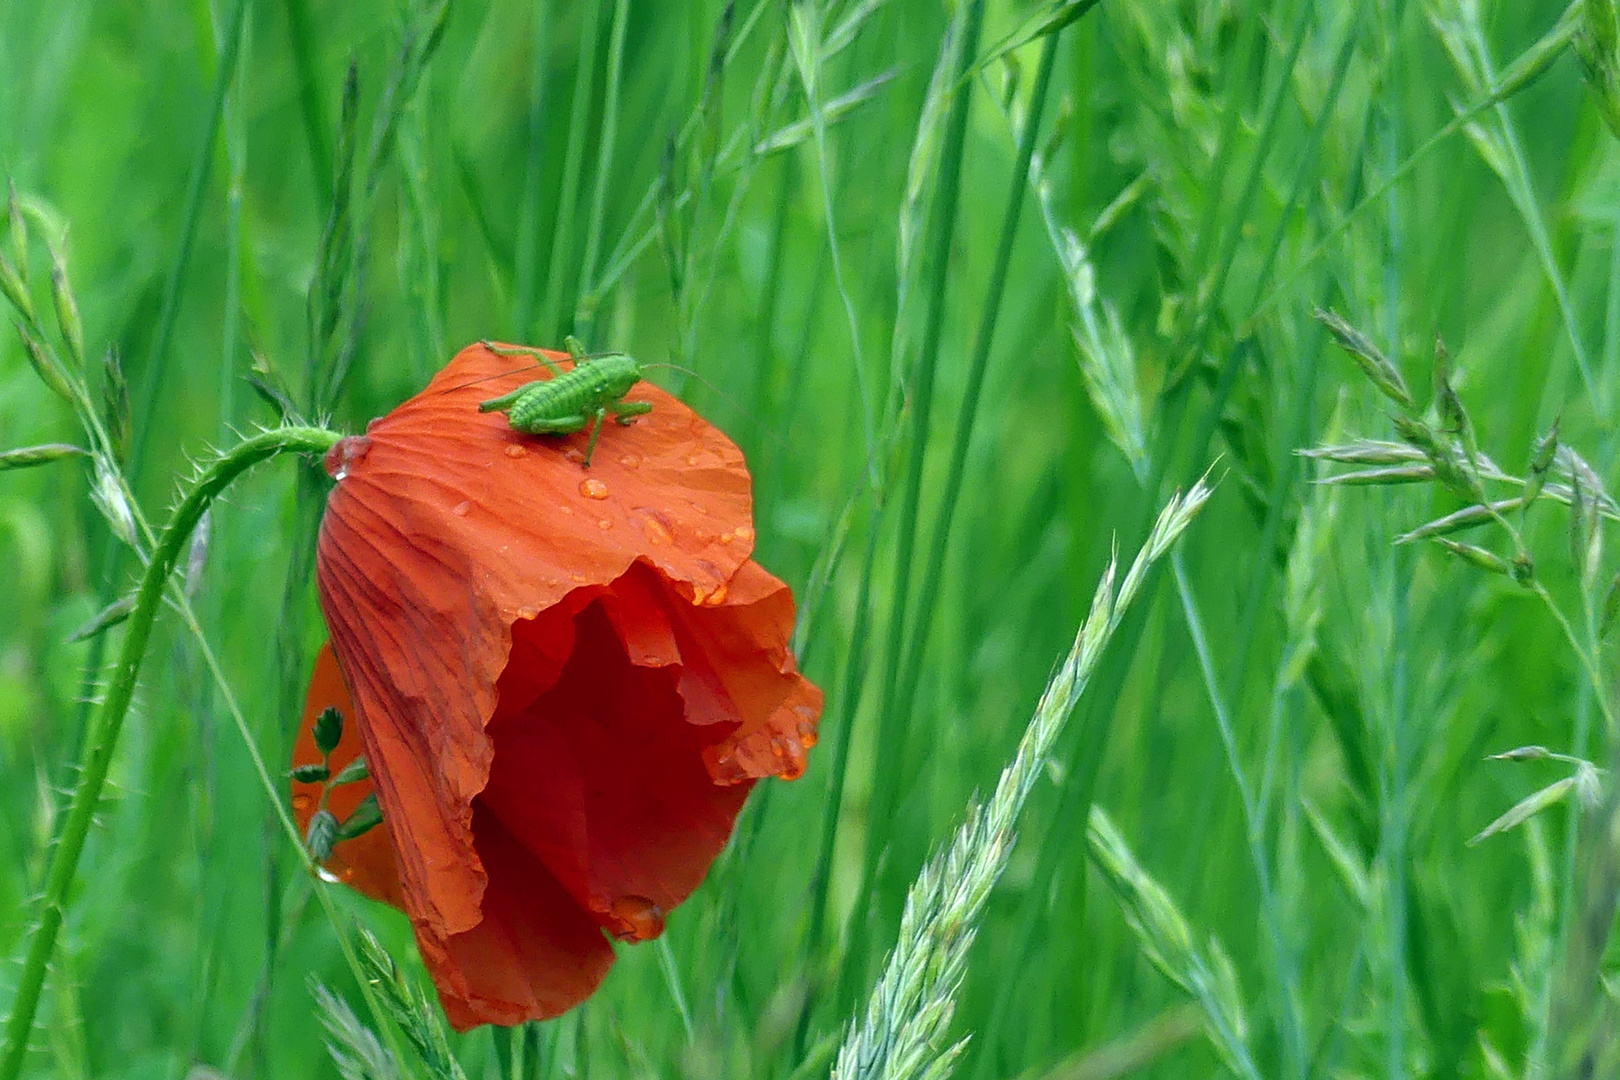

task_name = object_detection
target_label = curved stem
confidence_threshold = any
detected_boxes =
[0,425,342,1080]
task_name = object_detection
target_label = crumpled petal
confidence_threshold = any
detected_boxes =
[311,341,822,1030]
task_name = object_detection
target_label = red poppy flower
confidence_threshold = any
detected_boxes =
[291,342,821,1030]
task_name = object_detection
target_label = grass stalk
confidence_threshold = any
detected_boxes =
[831,481,1211,1080]
[537,0,603,343]
[128,0,250,477]
[0,425,343,1080]
[889,21,1069,822]
[849,0,984,1000]
[572,0,629,344]
[512,0,552,339]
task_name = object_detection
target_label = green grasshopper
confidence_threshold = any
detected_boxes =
[475,337,653,467]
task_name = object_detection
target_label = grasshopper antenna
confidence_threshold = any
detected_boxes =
[640,363,789,452]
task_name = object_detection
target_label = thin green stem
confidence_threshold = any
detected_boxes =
[0,425,342,1080]
[513,0,552,338]
[573,0,629,344]
[129,0,250,478]
[849,0,984,1002]
[890,26,1064,788]
[1173,551,1306,1078]
[539,0,604,342]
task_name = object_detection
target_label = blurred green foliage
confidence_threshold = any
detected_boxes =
[1,0,1618,1077]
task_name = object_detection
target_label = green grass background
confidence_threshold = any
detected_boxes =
[0,0,1616,1077]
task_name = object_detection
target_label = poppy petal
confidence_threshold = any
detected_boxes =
[419,803,616,1031]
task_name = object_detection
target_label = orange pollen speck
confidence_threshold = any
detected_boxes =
[291,793,312,811]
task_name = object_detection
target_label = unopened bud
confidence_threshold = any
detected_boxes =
[1316,308,1414,409]
[1524,419,1560,504]
[69,594,136,642]
[0,443,88,471]
[101,347,131,465]
[305,809,338,862]
[16,323,75,404]
[6,180,25,271]
[291,763,331,784]
[0,250,32,322]
[1434,537,1513,578]
[313,706,343,756]
[49,242,83,370]
[90,460,138,548]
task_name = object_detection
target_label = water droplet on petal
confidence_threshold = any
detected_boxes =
[689,501,708,515]
[291,793,312,811]
[580,478,610,499]
[565,448,586,464]
[505,444,528,459]
[686,454,700,466]
[597,518,613,530]
[705,581,729,606]
[607,895,666,942]
[452,500,471,517]
[571,573,588,584]
[324,435,372,481]
[518,605,539,621]
[618,453,642,469]
[718,533,733,545]
[735,525,754,542]
[640,516,672,545]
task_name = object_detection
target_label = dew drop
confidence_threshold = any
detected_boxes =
[564,448,586,465]
[718,533,733,545]
[607,895,666,942]
[597,518,613,530]
[618,453,642,469]
[704,581,729,606]
[291,793,312,810]
[686,454,700,466]
[518,605,540,621]
[558,505,574,516]
[571,573,588,584]
[324,435,372,481]
[505,444,529,459]
[640,516,672,546]
[734,525,754,542]
[579,478,610,500]
[688,501,708,515]
[452,500,471,517]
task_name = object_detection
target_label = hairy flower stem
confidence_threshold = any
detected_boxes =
[0,426,343,1080]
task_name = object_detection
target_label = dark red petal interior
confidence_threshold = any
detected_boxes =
[477,571,752,939]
